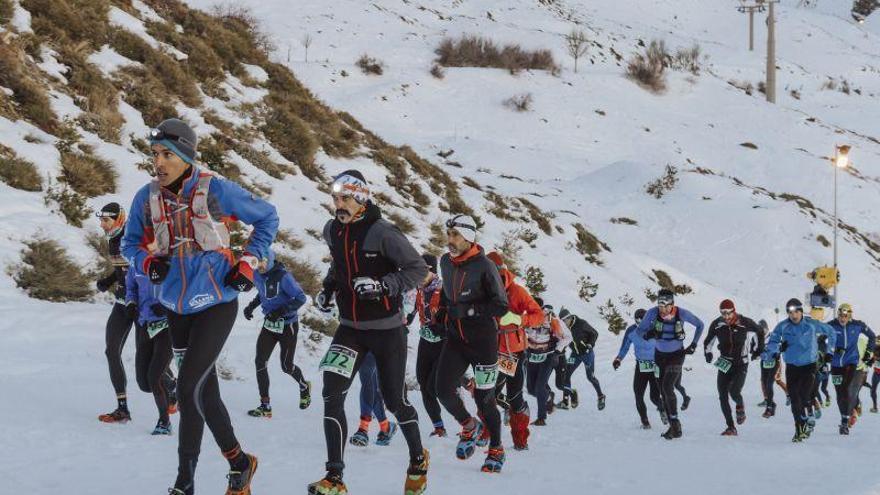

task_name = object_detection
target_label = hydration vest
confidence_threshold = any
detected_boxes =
[148,173,230,255]
[654,311,685,341]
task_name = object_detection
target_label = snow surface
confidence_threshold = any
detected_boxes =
[2,0,880,494]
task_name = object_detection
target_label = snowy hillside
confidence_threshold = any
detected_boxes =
[3,0,880,494]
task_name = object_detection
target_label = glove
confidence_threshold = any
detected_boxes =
[266,307,286,321]
[750,350,761,361]
[225,257,256,292]
[124,302,138,320]
[144,256,170,285]
[150,303,166,316]
[644,329,658,340]
[824,353,834,367]
[780,341,789,353]
[704,352,713,364]
[315,290,335,313]
[96,277,112,293]
[612,358,621,370]
[822,362,831,373]
[863,350,875,367]
[583,343,594,352]
[353,277,387,301]
[243,305,255,321]
[406,312,416,326]
[499,312,523,327]
[685,342,697,355]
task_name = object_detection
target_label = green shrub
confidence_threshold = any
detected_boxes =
[12,237,95,302]
[45,181,92,227]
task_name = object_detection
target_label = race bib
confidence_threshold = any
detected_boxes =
[263,318,284,334]
[498,353,519,377]
[715,356,733,374]
[529,352,549,364]
[762,359,776,369]
[474,363,499,390]
[147,320,169,339]
[638,360,656,373]
[832,374,843,386]
[419,325,442,343]
[566,356,576,366]
[319,345,359,379]
[654,366,660,379]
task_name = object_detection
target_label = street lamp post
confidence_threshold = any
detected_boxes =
[833,144,851,311]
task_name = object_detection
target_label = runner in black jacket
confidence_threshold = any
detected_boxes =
[434,214,509,473]
[703,299,764,436]
[309,170,428,495]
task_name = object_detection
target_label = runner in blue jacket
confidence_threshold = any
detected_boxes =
[636,289,704,439]
[764,298,836,442]
[826,303,875,433]
[613,309,665,428]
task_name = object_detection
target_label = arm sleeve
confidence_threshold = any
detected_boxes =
[481,261,510,319]
[681,308,705,347]
[863,324,876,353]
[703,319,719,352]
[617,327,634,361]
[379,224,428,297]
[211,178,279,259]
[747,318,766,355]
[121,187,153,271]
[765,322,785,357]
[636,308,658,338]
[554,318,572,351]
[514,286,544,328]
[281,272,308,314]
[820,321,837,351]
[124,268,137,306]
[244,295,261,314]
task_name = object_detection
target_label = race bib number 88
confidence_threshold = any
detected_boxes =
[474,364,499,390]
[320,345,358,379]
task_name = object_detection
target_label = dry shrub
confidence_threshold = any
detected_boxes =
[55,43,124,142]
[0,41,58,132]
[356,54,384,75]
[435,34,559,74]
[0,0,13,26]
[626,40,668,93]
[572,222,610,265]
[275,252,322,296]
[113,66,178,127]
[12,237,95,302]
[0,146,43,192]
[59,151,118,197]
[22,0,110,48]
[387,211,416,235]
[503,93,533,112]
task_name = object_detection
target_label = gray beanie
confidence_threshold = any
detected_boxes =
[149,118,198,164]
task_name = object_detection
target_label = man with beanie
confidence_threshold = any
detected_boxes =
[485,251,543,450]
[703,299,764,436]
[764,298,836,442]
[408,253,448,437]
[827,303,875,434]
[124,118,278,495]
[310,170,429,495]
[559,307,605,411]
[637,288,704,439]
[433,215,509,473]
[96,202,142,424]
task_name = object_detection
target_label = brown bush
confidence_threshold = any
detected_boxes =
[113,66,178,127]
[12,237,95,302]
[0,41,58,132]
[387,211,416,235]
[275,252,322,297]
[59,151,118,197]
[356,54,384,75]
[199,135,241,182]
[626,40,668,93]
[22,0,110,48]
[430,64,445,79]
[55,43,124,142]
[301,315,336,337]
[231,140,293,179]
[0,0,13,26]
[0,146,43,192]
[435,34,559,74]
[572,222,610,265]
[503,93,533,112]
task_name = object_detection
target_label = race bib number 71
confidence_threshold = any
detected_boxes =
[319,345,359,379]
[474,363,499,390]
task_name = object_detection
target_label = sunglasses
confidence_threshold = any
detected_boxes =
[149,128,195,148]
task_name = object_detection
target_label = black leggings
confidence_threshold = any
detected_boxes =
[105,303,134,396]
[717,363,748,428]
[633,364,662,423]
[831,365,857,420]
[494,351,526,413]
[436,336,502,448]
[760,359,782,405]
[135,322,175,422]
[168,300,241,490]
[255,321,308,400]
[321,325,421,476]
[416,338,444,425]
[655,350,685,421]
[525,355,556,420]
[786,363,816,426]
[871,372,880,409]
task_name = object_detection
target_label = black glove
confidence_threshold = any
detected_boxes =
[150,303,166,316]
[145,256,170,285]
[704,352,713,364]
[96,277,112,293]
[266,307,286,321]
[584,343,594,352]
[406,312,416,326]
[243,305,255,320]
[612,358,621,370]
[353,277,387,301]
[124,302,138,321]
[315,290,335,313]
[780,341,789,353]
[750,350,761,361]
[685,342,697,355]
[863,352,874,367]
[644,329,658,340]
[824,353,834,366]
[224,260,255,292]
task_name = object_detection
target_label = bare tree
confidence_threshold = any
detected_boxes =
[301,33,313,63]
[566,29,589,73]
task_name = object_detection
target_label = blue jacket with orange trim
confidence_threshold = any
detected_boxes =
[122,166,279,315]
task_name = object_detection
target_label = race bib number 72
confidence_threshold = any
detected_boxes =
[319,345,359,379]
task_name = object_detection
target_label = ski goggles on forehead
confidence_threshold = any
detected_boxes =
[720,309,735,316]
[657,300,673,308]
[445,219,475,232]
[149,128,195,148]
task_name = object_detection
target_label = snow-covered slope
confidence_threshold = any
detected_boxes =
[3,1,880,493]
